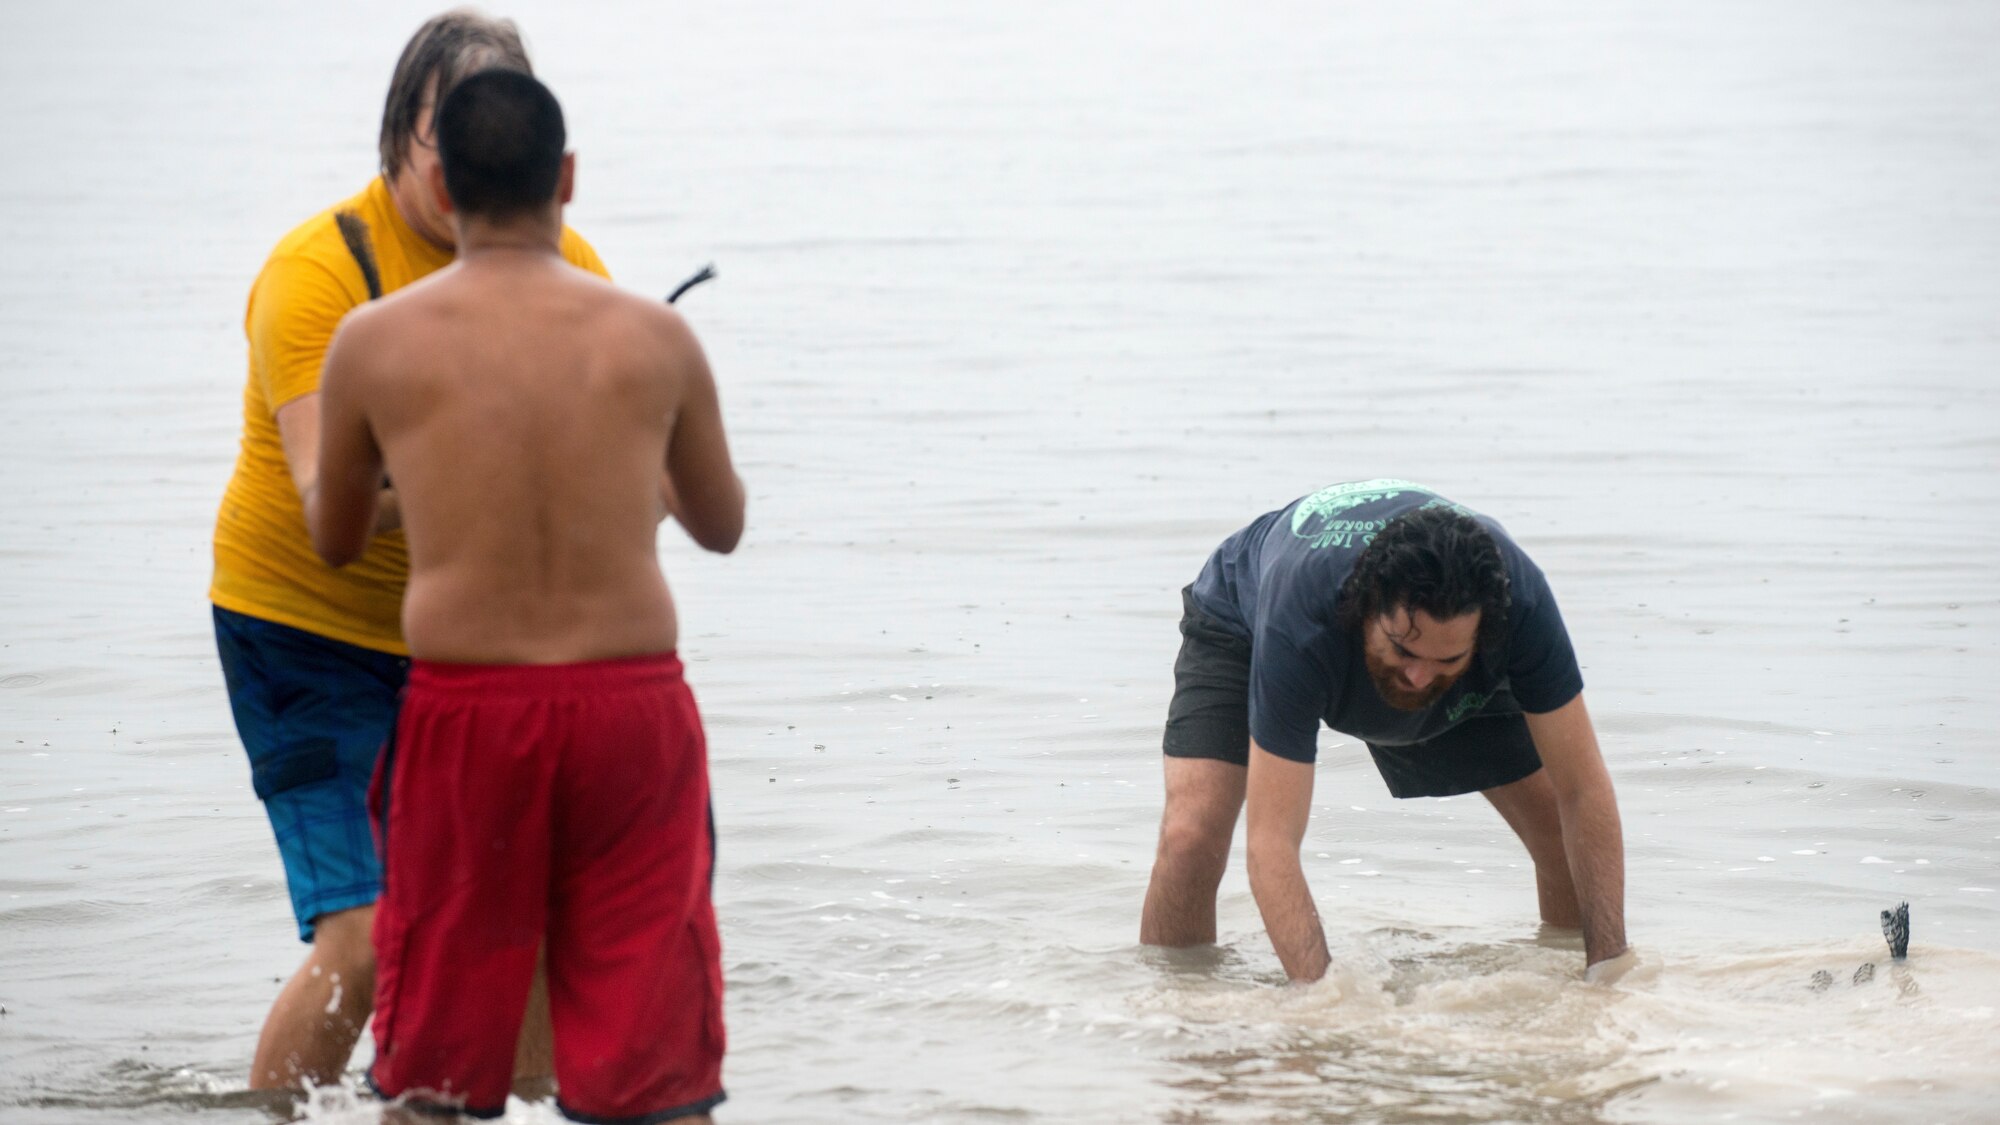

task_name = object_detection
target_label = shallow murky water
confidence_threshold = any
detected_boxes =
[3,1,1997,1122]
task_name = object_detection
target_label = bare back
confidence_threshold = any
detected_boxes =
[320,250,741,664]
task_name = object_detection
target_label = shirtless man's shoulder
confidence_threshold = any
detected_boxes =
[328,256,709,405]
[565,268,708,368]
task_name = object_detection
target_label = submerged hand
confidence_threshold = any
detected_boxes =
[1583,947,1638,987]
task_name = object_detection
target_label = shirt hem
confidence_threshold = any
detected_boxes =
[208,589,408,657]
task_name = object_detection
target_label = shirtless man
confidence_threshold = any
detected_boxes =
[209,11,605,1090]
[1140,481,1630,984]
[308,70,742,1122]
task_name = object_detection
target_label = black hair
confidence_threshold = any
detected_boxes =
[1337,505,1511,656]
[435,68,566,218]
[378,10,531,180]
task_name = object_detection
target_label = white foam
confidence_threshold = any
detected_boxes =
[1138,935,2000,1123]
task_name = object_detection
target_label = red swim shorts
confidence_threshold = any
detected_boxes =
[367,653,724,1121]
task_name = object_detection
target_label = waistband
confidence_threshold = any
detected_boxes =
[407,651,683,697]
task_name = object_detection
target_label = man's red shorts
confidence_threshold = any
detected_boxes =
[367,653,725,1122]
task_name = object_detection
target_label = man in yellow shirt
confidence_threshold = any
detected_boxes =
[210,11,608,1092]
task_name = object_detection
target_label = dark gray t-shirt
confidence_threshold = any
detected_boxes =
[1187,480,1584,763]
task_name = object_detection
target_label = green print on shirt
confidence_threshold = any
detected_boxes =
[1289,478,1433,550]
[1289,481,1480,550]
[1446,691,1492,724]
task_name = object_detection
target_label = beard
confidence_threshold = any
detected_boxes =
[1363,646,1464,712]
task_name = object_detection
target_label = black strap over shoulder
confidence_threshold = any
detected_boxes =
[334,210,384,301]
[333,209,392,488]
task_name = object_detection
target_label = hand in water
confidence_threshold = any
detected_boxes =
[1583,948,1638,987]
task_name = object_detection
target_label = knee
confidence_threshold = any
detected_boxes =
[311,905,378,980]
[1155,813,1232,876]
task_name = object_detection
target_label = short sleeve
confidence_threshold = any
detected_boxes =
[1505,561,1585,713]
[1247,628,1329,763]
[560,229,611,280]
[246,254,360,410]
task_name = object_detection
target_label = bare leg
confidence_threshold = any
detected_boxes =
[1141,757,1248,946]
[250,905,376,1090]
[1481,769,1581,928]
[511,945,555,1100]
[250,908,553,1096]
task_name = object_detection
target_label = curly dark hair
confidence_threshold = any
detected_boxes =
[1337,506,1511,656]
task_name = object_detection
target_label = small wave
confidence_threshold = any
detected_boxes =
[1134,931,2000,1122]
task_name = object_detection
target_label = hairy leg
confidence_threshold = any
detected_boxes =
[249,904,376,1090]
[1141,756,1248,946]
[1482,769,1581,928]
[511,946,555,1100]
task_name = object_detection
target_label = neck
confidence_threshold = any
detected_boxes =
[452,211,564,258]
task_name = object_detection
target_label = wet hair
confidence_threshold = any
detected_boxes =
[378,9,532,180]
[1338,506,1511,656]
[436,68,566,218]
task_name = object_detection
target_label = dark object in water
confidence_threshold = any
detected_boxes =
[1809,903,1915,992]
[1881,901,1910,960]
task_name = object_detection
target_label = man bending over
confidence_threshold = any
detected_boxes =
[1140,480,1629,983]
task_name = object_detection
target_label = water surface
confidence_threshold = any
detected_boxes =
[2,2,1997,1122]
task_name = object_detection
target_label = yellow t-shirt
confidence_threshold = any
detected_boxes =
[210,176,611,654]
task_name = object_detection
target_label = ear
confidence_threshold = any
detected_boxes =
[557,152,576,206]
[427,160,454,216]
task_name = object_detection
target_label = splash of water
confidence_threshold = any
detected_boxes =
[1136,929,2000,1123]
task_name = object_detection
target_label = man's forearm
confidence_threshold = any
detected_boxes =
[1559,787,1627,965]
[307,486,396,536]
[1246,846,1331,982]
[304,479,388,567]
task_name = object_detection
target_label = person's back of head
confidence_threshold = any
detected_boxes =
[435,69,567,219]
[1339,506,1512,655]
[379,9,532,180]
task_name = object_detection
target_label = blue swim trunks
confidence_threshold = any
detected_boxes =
[213,605,408,941]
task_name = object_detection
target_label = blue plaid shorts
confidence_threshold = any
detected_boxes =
[213,605,408,941]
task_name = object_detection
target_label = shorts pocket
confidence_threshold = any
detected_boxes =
[249,736,341,800]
